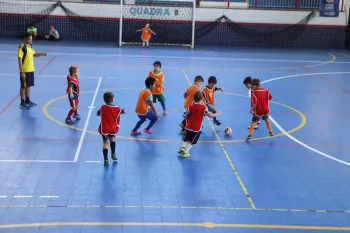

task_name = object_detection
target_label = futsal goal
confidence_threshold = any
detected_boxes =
[119,0,196,48]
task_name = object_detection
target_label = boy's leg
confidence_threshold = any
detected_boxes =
[182,131,201,158]
[66,97,76,124]
[131,115,146,134]
[158,94,167,115]
[73,99,80,120]
[102,135,109,166]
[246,116,260,141]
[262,115,274,136]
[109,136,117,160]
[25,72,36,107]
[144,110,158,133]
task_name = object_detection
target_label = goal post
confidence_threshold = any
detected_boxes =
[119,0,196,48]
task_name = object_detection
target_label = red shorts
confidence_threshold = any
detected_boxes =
[69,98,79,109]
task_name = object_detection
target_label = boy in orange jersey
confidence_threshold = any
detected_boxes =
[65,66,80,124]
[97,92,126,166]
[131,77,161,135]
[243,76,260,129]
[202,76,224,126]
[178,91,221,158]
[148,61,166,115]
[136,23,156,48]
[179,75,204,135]
[246,78,274,141]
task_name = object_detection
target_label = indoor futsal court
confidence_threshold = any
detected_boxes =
[0,41,350,233]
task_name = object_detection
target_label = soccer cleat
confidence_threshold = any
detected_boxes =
[73,114,81,120]
[245,135,252,141]
[104,159,109,166]
[131,130,142,136]
[269,132,274,137]
[19,102,29,109]
[181,152,190,158]
[111,154,118,161]
[163,110,167,116]
[26,101,37,107]
[65,118,74,124]
[143,128,152,134]
[213,120,221,126]
[178,147,185,155]
[257,121,261,124]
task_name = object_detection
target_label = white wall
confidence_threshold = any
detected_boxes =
[1,0,346,26]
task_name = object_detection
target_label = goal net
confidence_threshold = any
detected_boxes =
[120,0,196,48]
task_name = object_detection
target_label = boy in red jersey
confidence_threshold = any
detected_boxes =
[131,77,161,135]
[65,66,80,124]
[179,75,204,134]
[97,92,126,166]
[246,78,274,141]
[243,76,259,129]
[178,91,221,158]
[148,61,166,115]
[202,76,224,126]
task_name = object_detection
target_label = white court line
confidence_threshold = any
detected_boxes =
[40,196,59,198]
[262,71,350,167]
[73,77,102,162]
[0,196,7,198]
[85,161,101,163]
[0,74,100,79]
[0,160,74,163]
[1,50,350,63]
[14,196,33,198]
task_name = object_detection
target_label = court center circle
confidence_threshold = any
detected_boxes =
[42,87,306,144]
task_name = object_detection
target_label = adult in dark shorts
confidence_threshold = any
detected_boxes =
[18,32,48,109]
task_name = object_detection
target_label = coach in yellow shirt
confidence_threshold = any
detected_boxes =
[18,32,48,109]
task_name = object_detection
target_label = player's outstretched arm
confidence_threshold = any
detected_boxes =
[121,109,127,114]
[207,111,221,118]
[34,52,48,57]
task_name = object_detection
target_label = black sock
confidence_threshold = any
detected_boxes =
[103,149,108,160]
[110,142,116,155]
[21,99,24,104]
[25,97,30,103]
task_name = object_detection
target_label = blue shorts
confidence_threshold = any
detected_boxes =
[138,109,157,122]
[20,72,35,88]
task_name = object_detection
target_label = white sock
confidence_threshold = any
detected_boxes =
[146,41,149,47]
[182,142,186,148]
[185,143,192,153]
[142,41,145,47]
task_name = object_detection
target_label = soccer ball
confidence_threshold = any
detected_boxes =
[224,127,232,135]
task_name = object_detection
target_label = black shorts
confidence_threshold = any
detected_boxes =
[20,72,35,88]
[102,134,115,141]
[252,114,269,123]
[182,130,201,145]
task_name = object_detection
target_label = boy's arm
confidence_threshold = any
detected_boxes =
[250,94,257,113]
[97,109,101,116]
[183,109,190,118]
[215,87,224,92]
[121,108,127,114]
[34,52,48,57]
[268,91,272,101]
[147,95,160,117]
[206,109,221,118]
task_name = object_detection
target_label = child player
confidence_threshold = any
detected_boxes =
[65,66,80,124]
[131,77,161,135]
[179,75,204,135]
[178,91,221,158]
[246,78,274,141]
[97,92,126,166]
[136,23,156,48]
[202,76,224,126]
[243,76,259,129]
[148,61,166,115]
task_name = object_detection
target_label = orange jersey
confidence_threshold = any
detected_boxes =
[184,85,200,108]
[202,86,217,106]
[148,71,164,94]
[141,27,152,41]
[135,88,153,115]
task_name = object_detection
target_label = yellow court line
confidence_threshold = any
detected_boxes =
[181,70,257,209]
[1,222,350,231]
[42,88,306,144]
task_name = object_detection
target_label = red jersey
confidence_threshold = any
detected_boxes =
[251,87,272,117]
[66,75,80,100]
[98,104,125,135]
[183,103,208,132]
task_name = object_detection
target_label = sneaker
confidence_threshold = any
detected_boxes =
[26,101,37,107]
[178,147,185,155]
[269,132,275,137]
[19,102,28,109]
[111,154,118,161]
[143,128,152,134]
[104,159,109,166]
[163,110,167,116]
[245,135,252,141]
[257,121,261,124]
[65,118,74,124]
[130,130,142,136]
[213,120,221,126]
[73,114,81,120]
[182,153,190,158]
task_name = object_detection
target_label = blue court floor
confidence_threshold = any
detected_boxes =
[0,40,350,233]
